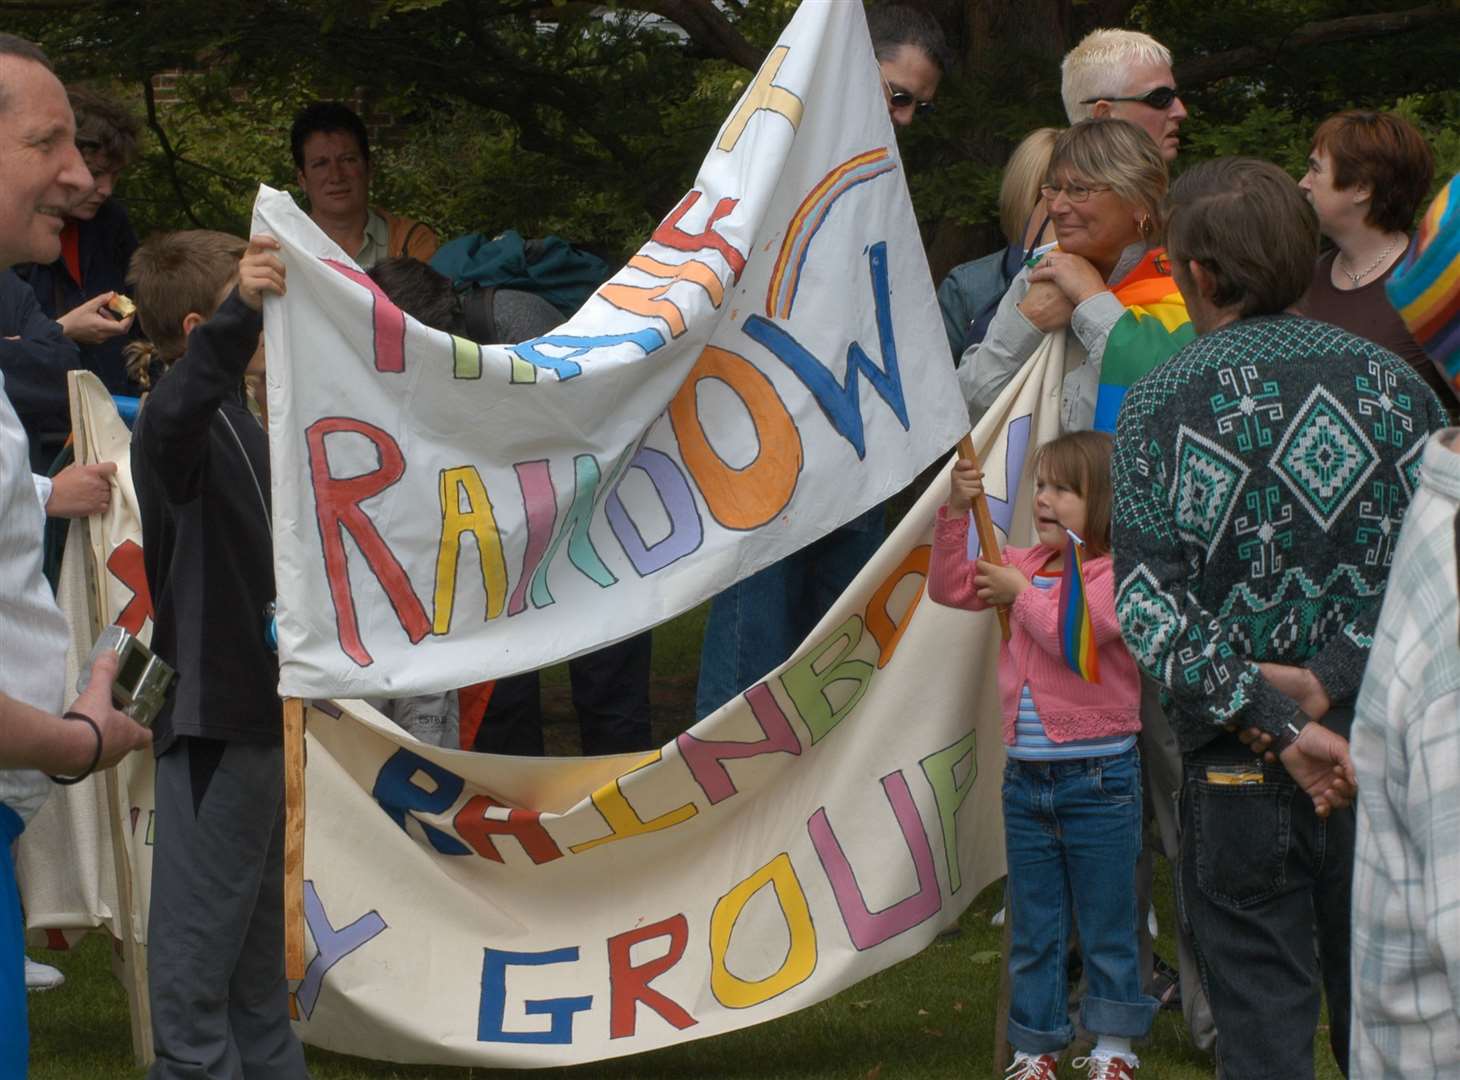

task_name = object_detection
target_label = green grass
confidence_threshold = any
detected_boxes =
[28,604,1346,1077]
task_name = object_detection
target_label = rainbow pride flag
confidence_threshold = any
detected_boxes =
[1092,249,1195,432]
[1059,529,1099,683]
[1388,175,1460,392]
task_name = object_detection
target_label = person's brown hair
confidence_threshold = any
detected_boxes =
[1032,430,1114,558]
[1047,118,1168,240]
[69,87,140,173]
[1164,157,1317,318]
[1311,110,1434,234]
[126,231,247,378]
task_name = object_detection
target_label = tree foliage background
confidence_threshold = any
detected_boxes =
[10,0,1460,277]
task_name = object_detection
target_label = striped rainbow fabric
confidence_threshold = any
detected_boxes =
[1092,249,1196,433]
[1388,175,1460,392]
[1058,529,1100,683]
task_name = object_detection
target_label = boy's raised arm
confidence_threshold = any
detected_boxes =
[135,236,284,505]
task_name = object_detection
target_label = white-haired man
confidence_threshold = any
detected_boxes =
[1061,29,1187,161]
[0,32,153,1073]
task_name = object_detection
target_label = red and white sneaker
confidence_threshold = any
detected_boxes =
[1004,1052,1059,1080]
[1072,1053,1138,1079]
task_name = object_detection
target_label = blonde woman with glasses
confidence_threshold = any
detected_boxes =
[957,118,1177,434]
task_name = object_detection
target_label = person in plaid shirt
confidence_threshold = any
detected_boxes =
[1350,175,1460,1078]
[1350,428,1460,1076]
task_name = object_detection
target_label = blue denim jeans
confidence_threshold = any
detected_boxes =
[1003,746,1159,1054]
[1178,717,1354,1080]
[694,506,884,719]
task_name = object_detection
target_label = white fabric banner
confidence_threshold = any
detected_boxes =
[26,337,1067,1068]
[20,372,157,948]
[257,0,969,699]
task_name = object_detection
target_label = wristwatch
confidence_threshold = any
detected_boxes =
[1270,708,1311,753]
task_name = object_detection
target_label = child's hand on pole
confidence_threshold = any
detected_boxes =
[974,559,1029,606]
[239,235,287,312]
[947,459,985,512]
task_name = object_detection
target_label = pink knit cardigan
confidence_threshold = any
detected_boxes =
[927,507,1141,746]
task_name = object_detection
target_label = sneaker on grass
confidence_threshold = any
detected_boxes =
[1072,1053,1138,1079]
[24,956,64,992]
[1004,1052,1058,1079]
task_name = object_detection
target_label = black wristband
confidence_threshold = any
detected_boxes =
[1271,708,1311,754]
[49,711,103,786]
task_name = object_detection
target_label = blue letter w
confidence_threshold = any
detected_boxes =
[741,241,909,460]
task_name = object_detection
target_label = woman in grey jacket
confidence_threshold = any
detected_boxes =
[957,119,1168,432]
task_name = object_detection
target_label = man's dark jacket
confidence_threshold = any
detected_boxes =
[0,269,81,472]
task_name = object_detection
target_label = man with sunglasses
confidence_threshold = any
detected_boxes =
[1061,29,1187,161]
[867,4,952,128]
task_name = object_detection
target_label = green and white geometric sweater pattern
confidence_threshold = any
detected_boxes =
[1111,315,1446,749]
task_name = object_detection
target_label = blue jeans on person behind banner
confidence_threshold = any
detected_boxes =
[1002,746,1159,1054]
[694,506,885,720]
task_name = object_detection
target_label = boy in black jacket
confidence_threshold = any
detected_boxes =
[129,231,305,1079]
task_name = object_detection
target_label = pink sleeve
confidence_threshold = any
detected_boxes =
[1010,573,1063,658]
[1011,553,1126,661]
[927,506,987,611]
[1082,557,1127,646]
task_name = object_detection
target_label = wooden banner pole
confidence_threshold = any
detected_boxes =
[283,696,306,980]
[955,434,1012,642]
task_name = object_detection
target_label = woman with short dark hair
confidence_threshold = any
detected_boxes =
[1297,110,1457,417]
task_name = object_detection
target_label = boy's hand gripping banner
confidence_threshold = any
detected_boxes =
[256,0,969,698]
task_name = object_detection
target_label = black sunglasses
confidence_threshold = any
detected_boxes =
[1080,86,1180,110]
[883,75,936,116]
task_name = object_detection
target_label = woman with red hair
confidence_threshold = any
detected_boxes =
[1298,110,1457,417]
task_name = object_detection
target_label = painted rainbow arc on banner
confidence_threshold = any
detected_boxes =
[765,147,898,319]
[1058,529,1099,683]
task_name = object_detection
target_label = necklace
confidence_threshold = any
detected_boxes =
[1337,236,1400,287]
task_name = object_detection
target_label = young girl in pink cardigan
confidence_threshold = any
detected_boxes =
[929,430,1156,1080]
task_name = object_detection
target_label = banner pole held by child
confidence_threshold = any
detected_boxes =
[956,433,1011,642]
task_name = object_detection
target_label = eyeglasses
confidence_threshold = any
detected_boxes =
[1080,86,1181,110]
[1039,182,1112,203]
[883,74,936,117]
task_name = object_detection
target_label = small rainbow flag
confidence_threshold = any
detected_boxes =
[1092,249,1195,433]
[1059,528,1100,683]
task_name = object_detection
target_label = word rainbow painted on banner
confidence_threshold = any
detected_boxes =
[258,0,969,699]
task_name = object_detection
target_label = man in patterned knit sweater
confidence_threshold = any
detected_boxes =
[1111,158,1448,1080]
